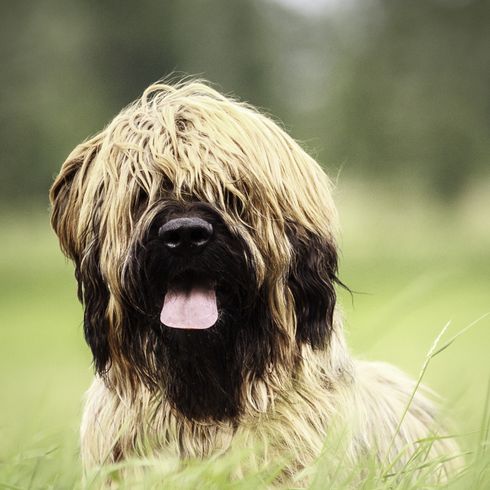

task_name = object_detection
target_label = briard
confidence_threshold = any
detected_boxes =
[50,81,458,481]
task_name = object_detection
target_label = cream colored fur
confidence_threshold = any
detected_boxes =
[50,81,460,483]
[80,323,459,480]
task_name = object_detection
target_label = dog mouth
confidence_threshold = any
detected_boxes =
[160,273,219,330]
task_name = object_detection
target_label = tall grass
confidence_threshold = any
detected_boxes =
[2,383,489,489]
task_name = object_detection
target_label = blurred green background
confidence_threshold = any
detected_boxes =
[0,0,489,486]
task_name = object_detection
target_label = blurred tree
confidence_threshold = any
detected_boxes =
[0,0,273,206]
[0,0,488,205]
[312,0,490,198]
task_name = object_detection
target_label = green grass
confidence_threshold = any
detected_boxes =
[0,191,489,488]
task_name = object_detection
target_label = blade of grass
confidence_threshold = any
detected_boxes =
[382,320,451,470]
[430,313,490,358]
[383,313,489,473]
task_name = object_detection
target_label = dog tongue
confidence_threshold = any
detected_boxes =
[160,287,218,329]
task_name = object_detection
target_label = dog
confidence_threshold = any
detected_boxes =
[50,80,459,482]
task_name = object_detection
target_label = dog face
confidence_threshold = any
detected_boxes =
[50,82,340,421]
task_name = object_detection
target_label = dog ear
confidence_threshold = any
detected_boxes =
[287,224,338,349]
[50,136,111,374]
[76,241,111,375]
[50,137,101,260]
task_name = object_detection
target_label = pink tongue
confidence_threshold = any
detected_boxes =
[160,287,218,329]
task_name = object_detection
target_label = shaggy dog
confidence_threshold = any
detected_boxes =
[50,81,458,481]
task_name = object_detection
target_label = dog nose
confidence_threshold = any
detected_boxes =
[158,217,213,254]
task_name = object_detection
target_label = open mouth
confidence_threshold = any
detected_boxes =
[160,273,219,330]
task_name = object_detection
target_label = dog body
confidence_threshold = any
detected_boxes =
[80,353,445,476]
[50,81,458,480]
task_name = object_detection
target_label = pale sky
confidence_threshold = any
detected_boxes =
[272,0,358,14]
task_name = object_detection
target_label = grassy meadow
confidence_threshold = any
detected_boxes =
[0,185,489,488]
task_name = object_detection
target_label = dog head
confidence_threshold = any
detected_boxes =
[50,81,340,421]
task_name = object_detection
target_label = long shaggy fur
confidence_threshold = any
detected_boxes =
[50,81,459,481]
